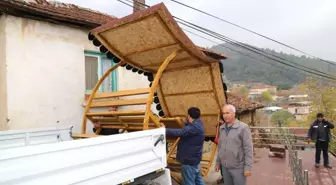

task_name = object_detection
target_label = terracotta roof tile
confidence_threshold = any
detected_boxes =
[227,92,264,112]
[0,0,117,29]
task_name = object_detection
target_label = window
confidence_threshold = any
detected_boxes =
[84,51,118,93]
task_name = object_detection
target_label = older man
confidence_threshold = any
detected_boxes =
[215,104,253,185]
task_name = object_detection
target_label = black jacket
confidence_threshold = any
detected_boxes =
[93,128,119,135]
[166,118,205,165]
[307,120,334,142]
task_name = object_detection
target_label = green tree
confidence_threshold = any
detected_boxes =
[300,77,336,153]
[270,110,295,126]
[299,77,336,126]
[260,91,273,103]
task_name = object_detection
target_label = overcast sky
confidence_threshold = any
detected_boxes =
[60,0,336,62]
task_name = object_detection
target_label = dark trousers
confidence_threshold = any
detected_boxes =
[315,140,329,165]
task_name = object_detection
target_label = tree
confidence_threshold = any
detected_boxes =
[299,77,336,127]
[270,110,295,126]
[260,91,273,104]
[300,77,336,154]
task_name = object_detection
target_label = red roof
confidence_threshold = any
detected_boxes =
[0,0,117,29]
[250,84,276,89]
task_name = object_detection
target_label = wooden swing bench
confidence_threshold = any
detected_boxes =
[73,3,227,184]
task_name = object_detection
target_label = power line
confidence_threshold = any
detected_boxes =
[175,18,336,80]
[176,20,336,81]
[170,0,336,66]
[116,0,336,81]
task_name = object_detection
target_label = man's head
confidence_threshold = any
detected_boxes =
[317,112,324,121]
[222,104,236,124]
[187,107,201,123]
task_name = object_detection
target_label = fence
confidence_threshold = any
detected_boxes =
[250,126,310,185]
[330,134,336,156]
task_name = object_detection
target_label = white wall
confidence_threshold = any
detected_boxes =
[0,15,9,131]
[3,15,153,133]
[4,15,100,133]
[117,67,158,115]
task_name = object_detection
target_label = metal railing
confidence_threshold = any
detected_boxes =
[250,126,310,185]
[280,127,309,185]
[330,133,336,156]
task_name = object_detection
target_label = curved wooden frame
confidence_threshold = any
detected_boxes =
[143,50,180,130]
[81,61,124,134]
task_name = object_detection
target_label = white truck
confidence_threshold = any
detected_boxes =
[0,126,171,185]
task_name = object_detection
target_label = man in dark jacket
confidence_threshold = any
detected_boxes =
[164,107,205,185]
[307,113,334,169]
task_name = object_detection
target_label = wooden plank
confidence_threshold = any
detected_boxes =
[102,124,156,130]
[94,88,150,99]
[86,110,146,116]
[71,133,99,138]
[90,98,148,107]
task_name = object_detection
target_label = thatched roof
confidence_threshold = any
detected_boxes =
[227,92,264,113]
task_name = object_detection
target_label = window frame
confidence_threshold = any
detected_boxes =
[84,50,118,94]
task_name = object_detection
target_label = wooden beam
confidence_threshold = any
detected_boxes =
[90,98,147,107]
[71,133,99,138]
[87,110,146,117]
[94,88,150,99]
[143,50,181,130]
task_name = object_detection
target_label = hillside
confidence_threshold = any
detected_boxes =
[210,43,336,89]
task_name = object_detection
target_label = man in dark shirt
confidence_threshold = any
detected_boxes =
[308,113,334,169]
[163,107,205,185]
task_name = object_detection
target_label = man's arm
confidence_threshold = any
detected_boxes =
[215,130,221,167]
[325,120,335,129]
[242,126,253,172]
[166,124,194,137]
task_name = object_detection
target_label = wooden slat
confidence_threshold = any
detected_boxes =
[71,133,99,138]
[90,98,148,107]
[102,124,156,130]
[86,110,145,116]
[94,88,150,99]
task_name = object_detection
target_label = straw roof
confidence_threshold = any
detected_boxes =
[90,3,226,136]
[227,92,264,113]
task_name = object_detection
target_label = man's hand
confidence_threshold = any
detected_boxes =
[244,171,252,177]
[215,165,220,172]
[93,122,100,128]
[161,123,166,128]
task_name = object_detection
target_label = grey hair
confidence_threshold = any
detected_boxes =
[223,104,236,113]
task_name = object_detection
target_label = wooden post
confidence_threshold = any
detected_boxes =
[143,50,180,130]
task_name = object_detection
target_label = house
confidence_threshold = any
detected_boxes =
[249,84,277,94]
[226,92,264,126]
[287,101,310,121]
[0,0,224,132]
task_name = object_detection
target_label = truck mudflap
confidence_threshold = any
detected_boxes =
[0,128,167,185]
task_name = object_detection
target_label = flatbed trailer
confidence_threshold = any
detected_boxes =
[0,127,171,185]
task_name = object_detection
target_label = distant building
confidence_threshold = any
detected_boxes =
[227,93,264,126]
[288,101,310,121]
[250,84,277,94]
